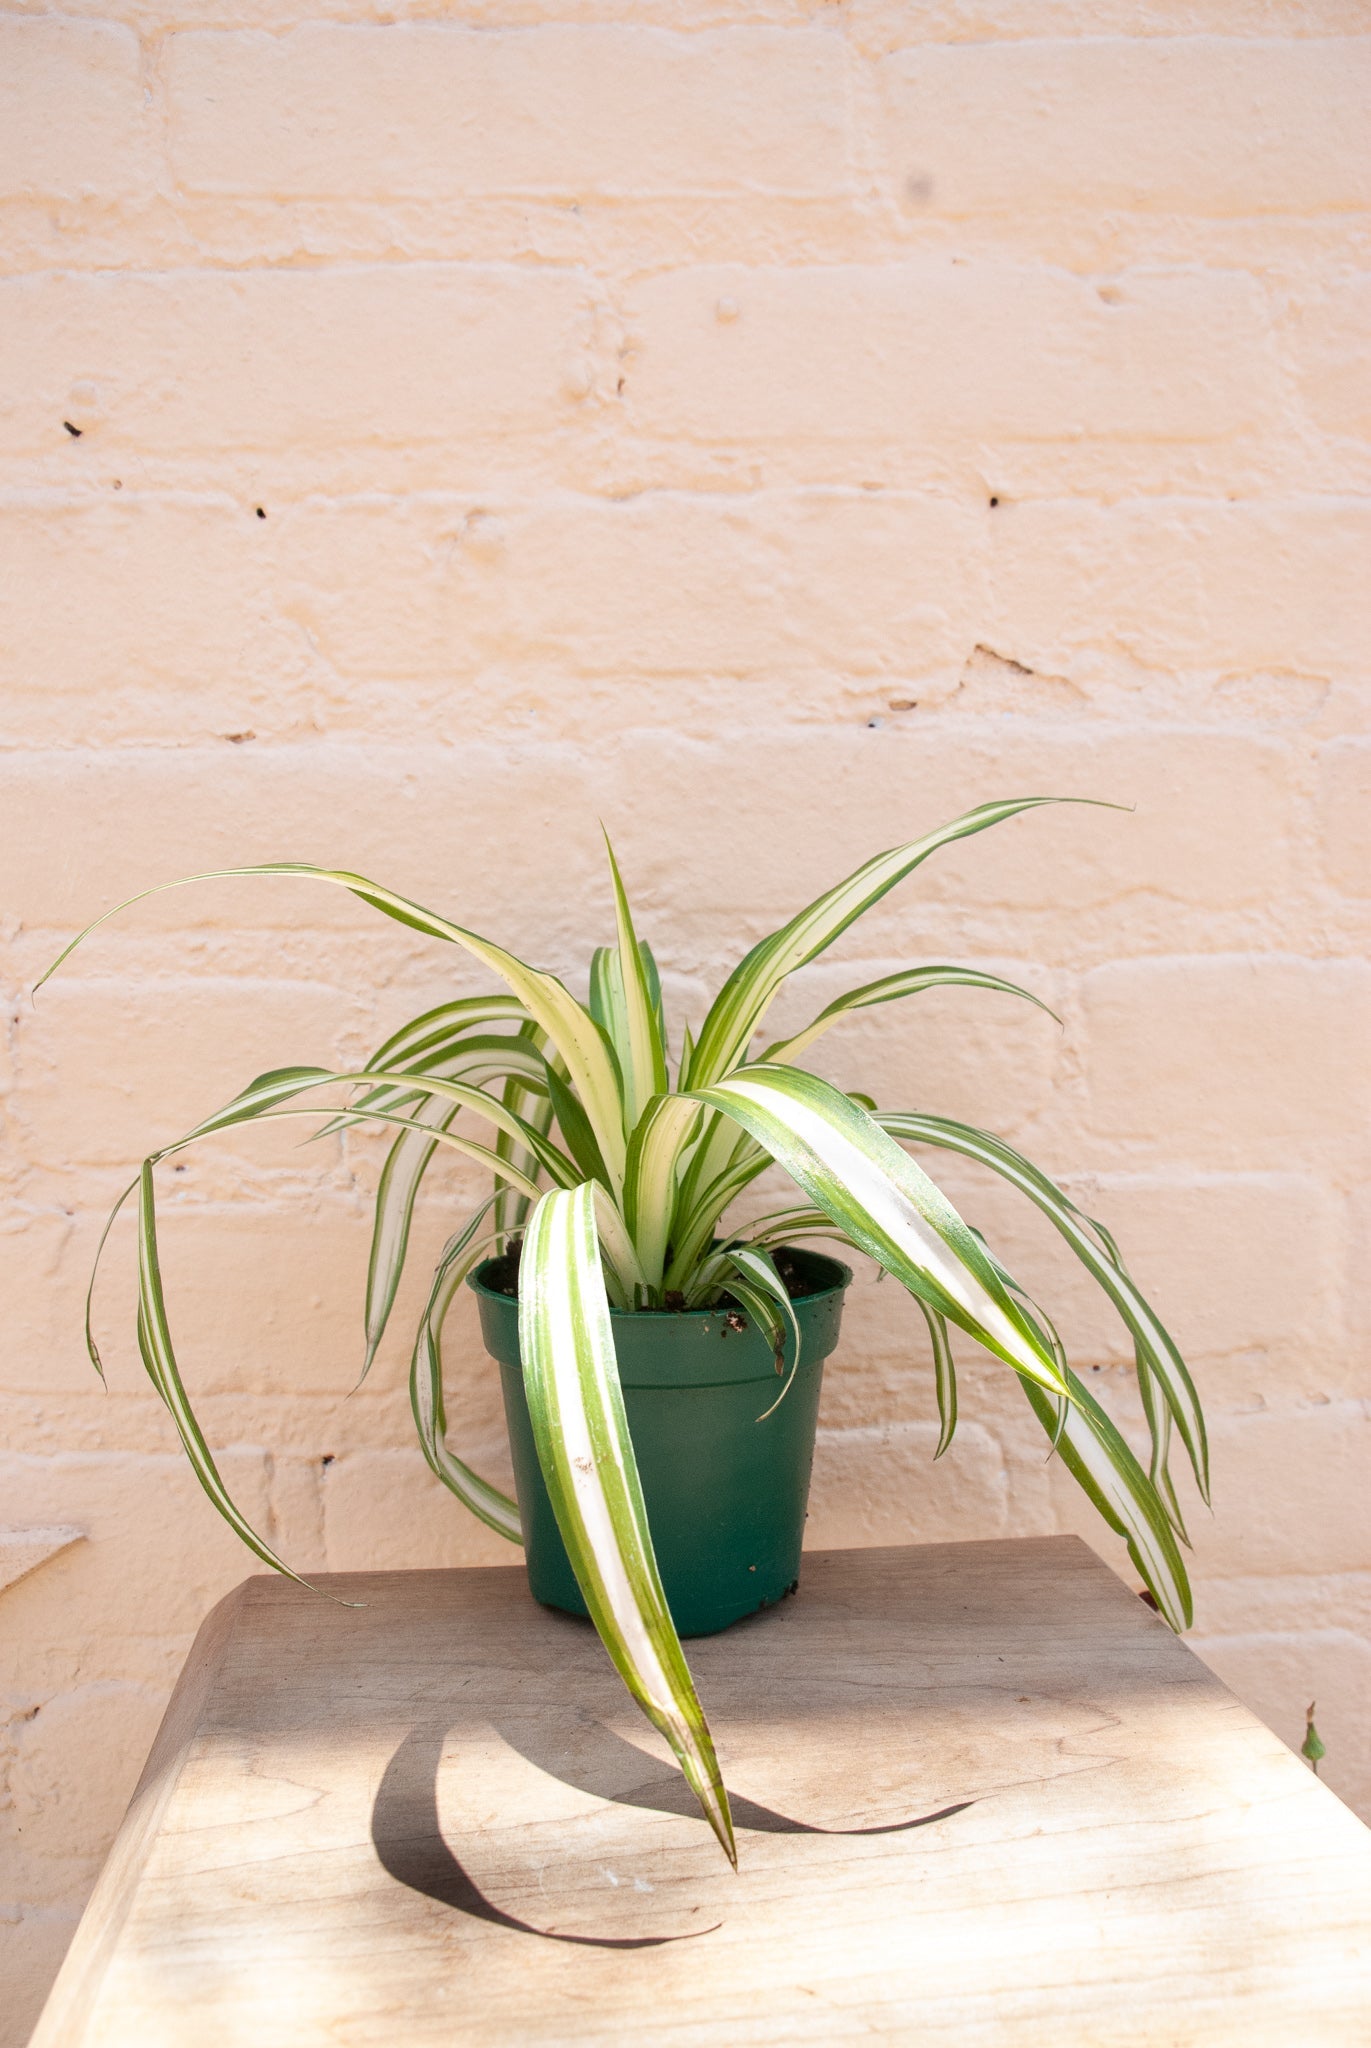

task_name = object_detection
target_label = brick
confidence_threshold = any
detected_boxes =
[0,19,153,202]
[0,267,591,459]
[807,1419,1054,1548]
[988,498,1371,679]
[1083,957,1371,1164]
[3,2,1371,2024]
[1291,272,1371,440]
[0,1451,276,1643]
[16,975,369,1168]
[0,743,605,934]
[910,728,1293,913]
[778,949,1059,1141]
[0,497,301,713]
[4,1683,165,1892]
[1026,1174,1345,1375]
[1188,1574,1371,1648]
[852,0,1371,46]
[1352,1184,1371,1358]
[1319,739,1371,896]
[601,724,1294,944]
[0,1213,94,1398]
[321,1448,515,1571]
[1199,1405,1371,1580]
[1189,1629,1371,1822]
[627,263,1273,446]
[168,25,851,198]
[121,1200,376,1398]
[879,38,1371,216]
[273,491,985,681]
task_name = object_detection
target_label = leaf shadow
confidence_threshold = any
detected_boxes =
[371,1712,974,1946]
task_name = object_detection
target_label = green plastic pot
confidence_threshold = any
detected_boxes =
[470,1246,851,1639]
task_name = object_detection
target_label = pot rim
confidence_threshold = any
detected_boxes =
[467,1243,853,1317]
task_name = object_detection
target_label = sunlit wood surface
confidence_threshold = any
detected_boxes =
[33,1538,1371,2046]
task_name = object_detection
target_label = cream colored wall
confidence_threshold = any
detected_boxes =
[2,3,1369,2034]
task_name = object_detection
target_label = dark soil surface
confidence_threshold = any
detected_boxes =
[480,1240,819,1305]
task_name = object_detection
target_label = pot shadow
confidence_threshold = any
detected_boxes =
[371,1715,974,1946]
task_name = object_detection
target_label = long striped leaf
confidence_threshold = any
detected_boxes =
[686,799,1088,1086]
[726,1244,802,1418]
[357,1038,551,1370]
[914,1298,958,1459]
[603,835,668,1126]
[328,1034,548,1136]
[639,940,668,1050]
[411,1205,522,1543]
[39,861,629,1191]
[663,1148,775,1293]
[364,995,532,1071]
[114,1102,548,1594]
[623,1093,704,1292]
[361,1102,457,1380]
[688,1066,1066,1395]
[589,1184,647,1312]
[1020,1362,1193,1630]
[491,1026,555,1249]
[185,1065,575,1190]
[519,1184,735,1865]
[763,964,1058,1066]
[135,1162,327,1592]
[876,1112,1208,1503]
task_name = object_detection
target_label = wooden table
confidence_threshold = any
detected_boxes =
[33,1538,1371,2045]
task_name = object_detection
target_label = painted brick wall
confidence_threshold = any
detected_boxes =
[2,4,1368,2033]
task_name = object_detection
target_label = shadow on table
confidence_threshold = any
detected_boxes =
[371,1714,973,1945]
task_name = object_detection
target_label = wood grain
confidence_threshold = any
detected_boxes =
[31,1539,1371,2046]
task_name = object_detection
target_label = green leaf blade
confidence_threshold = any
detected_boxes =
[688,799,1095,1086]
[410,1205,523,1544]
[689,1065,1067,1395]
[763,964,1060,1067]
[877,1112,1208,1505]
[602,834,669,1127]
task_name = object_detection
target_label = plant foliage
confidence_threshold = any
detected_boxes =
[45,802,1207,1862]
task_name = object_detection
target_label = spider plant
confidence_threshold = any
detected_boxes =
[43,799,1207,1869]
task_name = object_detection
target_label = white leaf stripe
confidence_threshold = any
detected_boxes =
[591,1184,648,1310]
[1137,1353,1189,1544]
[337,1036,549,1129]
[491,1041,554,1247]
[962,1231,1192,1622]
[877,1112,1208,1502]
[519,1185,735,1865]
[691,1067,1066,1394]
